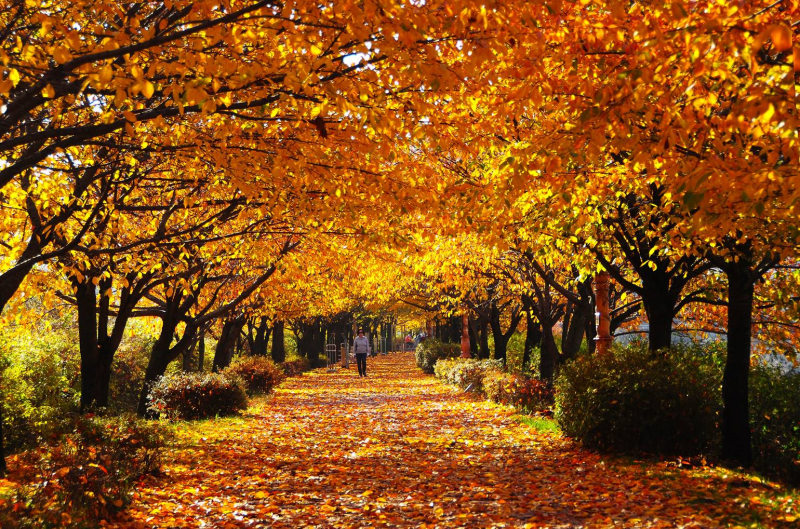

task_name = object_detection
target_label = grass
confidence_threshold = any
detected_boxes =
[514,415,560,433]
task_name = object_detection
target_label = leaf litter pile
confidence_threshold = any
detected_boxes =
[110,353,798,528]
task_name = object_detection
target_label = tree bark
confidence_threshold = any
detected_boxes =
[213,318,244,372]
[539,323,560,381]
[75,278,100,410]
[271,320,286,363]
[523,311,542,371]
[643,283,675,351]
[137,313,196,417]
[467,315,479,357]
[488,301,522,365]
[721,262,755,465]
[478,315,490,359]
[198,334,205,372]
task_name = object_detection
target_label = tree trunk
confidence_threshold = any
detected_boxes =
[213,318,244,372]
[251,318,271,357]
[641,279,675,351]
[137,315,196,417]
[722,262,755,465]
[75,279,100,410]
[562,300,589,360]
[198,334,205,372]
[183,341,194,372]
[271,320,286,363]
[523,312,542,371]
[478,315,490,359]
[137,343,171,418]
[467,315,479,357]
[539,324,560,381]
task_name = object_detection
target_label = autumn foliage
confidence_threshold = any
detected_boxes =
[224,356,286,396]
[0,0,798,524]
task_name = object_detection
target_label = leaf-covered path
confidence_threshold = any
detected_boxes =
[112,354,797,528]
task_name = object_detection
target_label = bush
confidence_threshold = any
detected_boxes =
[484,371,554,414]
[555,343,721,455]
[0,325,81,453]
[224,356,285,395]
[108,334,154,414]
[434,358,501,393]
[750,365,800,486]
[2,414,166,527]
[282,357,311,377]
[147,371,249,420]
[415,339,461,374]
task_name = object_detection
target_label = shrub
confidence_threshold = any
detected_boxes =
[433,358,461,384]
[2,414,166,527]
[108,334,154,414]
[434,358,501,393]
[0,325,81,453]
[750,364,800,486]
[484,371,554,414]
[415,339,460,374]
[555,343,721,455]
[147,371,248,420]
[224,356,285,395]
[282,357,311,377]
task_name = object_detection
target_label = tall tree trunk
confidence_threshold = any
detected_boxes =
[137,315,196,417]
[213,318,243,372]
[137,342,172,418]
[251,317,271,357]
[722,261,755,465]
[523,311,542,371]
[478,315,490,359]
[539,324,560,381]
[75,279,100,410]
[467,315,479,357]
[562,301,589,360]
[641,277,676,351]
[183,340,194,372]
[198,334,205,372]
[271,320,286,363]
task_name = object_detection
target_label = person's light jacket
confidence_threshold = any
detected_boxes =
[353,335,370,355]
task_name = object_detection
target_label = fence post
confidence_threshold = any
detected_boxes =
[594,271,613,355]
[460,312,471,359]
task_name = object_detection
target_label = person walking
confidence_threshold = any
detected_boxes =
[353,329,370,377]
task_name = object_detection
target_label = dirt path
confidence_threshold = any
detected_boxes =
[111,353,796,528]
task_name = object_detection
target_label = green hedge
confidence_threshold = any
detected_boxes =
[554,343,722,455]
[415,339,460,374]
[750,364,800,485]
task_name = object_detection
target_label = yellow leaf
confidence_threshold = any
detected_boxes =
[310,44,323,55]
[99,64,113,84]
[42,84,55,98]
[142,80,155,98]
[770,24,792,52]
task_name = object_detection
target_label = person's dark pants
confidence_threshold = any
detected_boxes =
[355,353,367,377]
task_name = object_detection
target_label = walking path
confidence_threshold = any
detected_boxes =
[112,354,796,528]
